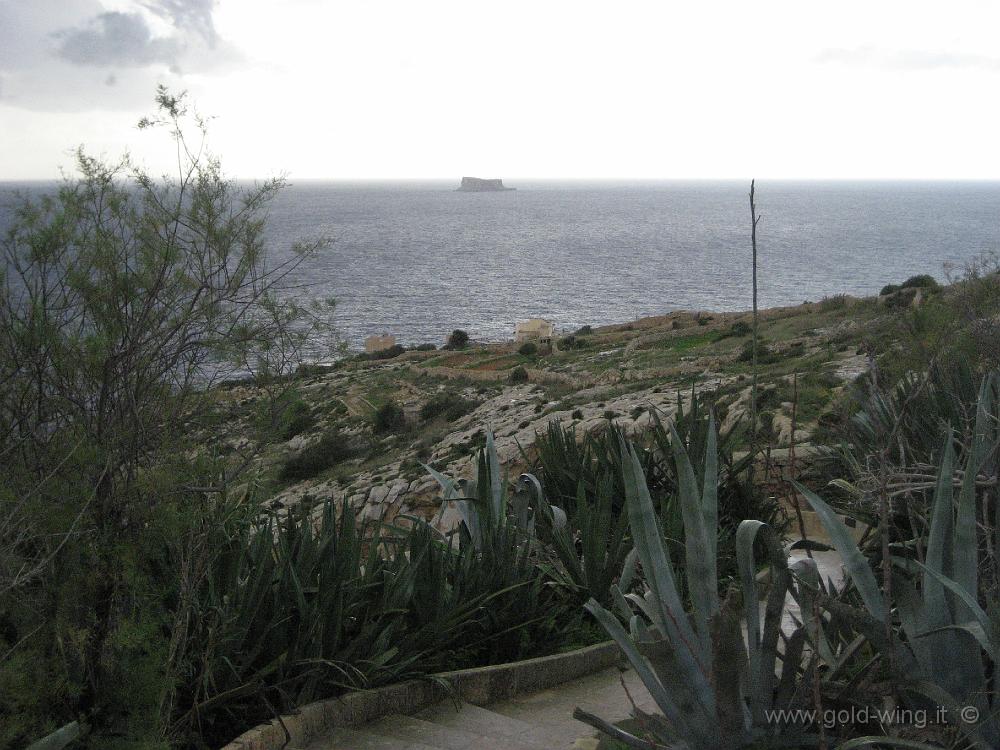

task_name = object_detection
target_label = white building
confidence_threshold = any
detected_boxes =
[514,319,554,347]
[365,333,396,354]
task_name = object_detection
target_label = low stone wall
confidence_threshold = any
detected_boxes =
[220,640,619,750]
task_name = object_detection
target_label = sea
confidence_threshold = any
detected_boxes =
[3,180,999,354]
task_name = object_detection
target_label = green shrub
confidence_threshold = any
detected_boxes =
[574,325,593,335]
[714,320,752,341]
[446,329,469,349]
[736,339,779,364]
[508,366,529,384]
[518,342,538,356]
[420,393,479,422]
[603,410,618,420]
[374,401,406,434]
[729,320,752,337]
[901,273,940,290]
[414,343,437,351]
[884,286,917,309]
[280,428,355,480]
[571,409,584,420]
[279,398,316,440]
[629,406,645,420]
[880,283,900,295]
[818,294,849,311]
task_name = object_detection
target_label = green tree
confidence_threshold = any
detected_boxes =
[0,87,331,746]
[447,329,469,349]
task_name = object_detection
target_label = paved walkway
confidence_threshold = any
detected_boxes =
[301,510,853,750]
[300,666,650,750]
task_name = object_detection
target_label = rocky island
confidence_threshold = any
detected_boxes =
[457,176,514,192]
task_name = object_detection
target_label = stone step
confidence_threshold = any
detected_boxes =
[486,666,651,749]
[366,713,542,750]
[416,701,555,749]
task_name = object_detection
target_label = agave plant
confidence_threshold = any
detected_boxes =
[797,372,1000,749]
[530,466,633,608]
[575,417,828,749]
[425,429,565,550]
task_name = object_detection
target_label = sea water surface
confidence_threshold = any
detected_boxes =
[3,180,999,352]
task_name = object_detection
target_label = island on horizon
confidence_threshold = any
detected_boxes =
[457,176,515,192]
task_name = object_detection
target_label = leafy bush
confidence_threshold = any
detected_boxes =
[901,273,940,290]
[736,339,780,364]
[0,90,331,747]
[818,293,850,311]
[508,366,529,384]
[280,428,356,480]
[714,320,753,341]
[518,341,538,356]
[446,329,469,349]
[373,401,406,434]
[880,283,900,296]
[414,343,437,351]
[729,320,752,337]
[419,393,479,422]
[574,325,593,335]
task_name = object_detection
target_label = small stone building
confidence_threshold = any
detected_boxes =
[514,319,554,348]
[365,333,396,354]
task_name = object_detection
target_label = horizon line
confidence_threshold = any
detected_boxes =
[6,175,1000,183]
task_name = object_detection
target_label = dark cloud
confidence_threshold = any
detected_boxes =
[816,46,1000,72]
[0,1,238,112]
[55,11,179,67]
[141,0,218,45]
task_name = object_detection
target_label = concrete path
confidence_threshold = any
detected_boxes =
[301,508,856,750]
[301,666,649,750]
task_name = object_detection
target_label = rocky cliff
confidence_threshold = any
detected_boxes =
[457,177,514,192]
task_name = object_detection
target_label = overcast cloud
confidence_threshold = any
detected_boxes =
[816,46,1000,72]
[55,11,181,67]
[2,0,1000,180]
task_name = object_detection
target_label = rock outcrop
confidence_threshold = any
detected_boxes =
[457,177,514,192]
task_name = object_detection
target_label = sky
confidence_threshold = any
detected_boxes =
[2,0,1000,180]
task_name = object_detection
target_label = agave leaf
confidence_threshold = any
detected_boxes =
[572,708,672,750]
[922,433,954,606]
[486,428,503,524]
[710,589,751,744]
[584,599,714,746]
[952,375,993,617]
[898,678,998,749]
[26,722,83,750]
[736,519,788,723]
[668,419,718,654]
[836,738,955,750]
[703,413,719,561]
[788,557,835,664]
[619,547,638,592]
[619,435,710,685]
[915,621,991,653]
[913,560,997,663]
[423,462,459,499]
[794,481,888,623]
[611,584,632,622]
